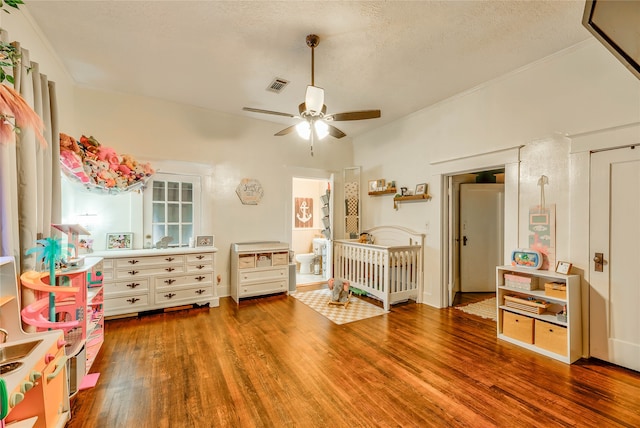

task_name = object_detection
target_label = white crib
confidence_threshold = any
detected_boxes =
[333,226,424,311]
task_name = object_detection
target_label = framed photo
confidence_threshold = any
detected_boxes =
[556,261,572,275]
[415,183,427,195]
[368,180,378,193]
[376,179,386,191]
[196,235,214,247]
[106,232,133,250]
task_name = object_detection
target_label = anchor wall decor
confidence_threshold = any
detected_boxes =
[294,197,314,228]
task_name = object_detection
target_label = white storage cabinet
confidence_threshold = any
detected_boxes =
[496,265,582,364]
[231,242,290,303]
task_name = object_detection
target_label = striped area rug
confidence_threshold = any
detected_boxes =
[292,288,388,325]
[455,297,497,321]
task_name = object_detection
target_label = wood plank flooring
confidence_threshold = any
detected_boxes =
[67,294,640,428]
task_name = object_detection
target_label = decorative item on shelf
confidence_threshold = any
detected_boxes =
[236,178,264,205]
[196,235,214,247]
[59,133,155,194]
[155,236,172,249]
[415,183,427,195]
[556,305,568,322]
[510,249,542,269]
[555,261,572,275]
[106,232,133,250]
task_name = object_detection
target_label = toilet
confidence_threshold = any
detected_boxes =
[295,253,315,274]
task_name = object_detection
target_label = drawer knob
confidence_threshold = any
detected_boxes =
[126,297,140,304]
[195,276,205,281]
[127,283,140,289]
[128,259,139,264]
[164,293,176,299]
[196,265,205,270]
[165,267,175,272]
[165,257,175,262]
[195,289,206,295]
[196,255,205,260]
[128,270,139,275]
[164,279,176,285]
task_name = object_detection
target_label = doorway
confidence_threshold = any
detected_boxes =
[450,169,505,306]
[291,176,333,288]
[589,146,640,372]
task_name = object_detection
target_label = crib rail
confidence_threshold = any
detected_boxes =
[333,241,422,310]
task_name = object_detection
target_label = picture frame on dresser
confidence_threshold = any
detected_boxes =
[106,232,133,250]
[196,235,214,247]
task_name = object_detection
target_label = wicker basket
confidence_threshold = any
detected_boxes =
[504,295,550,315]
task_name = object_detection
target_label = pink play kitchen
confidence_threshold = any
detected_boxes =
[0,251,104,427]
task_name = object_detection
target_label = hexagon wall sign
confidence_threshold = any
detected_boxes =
[236,178,264,205]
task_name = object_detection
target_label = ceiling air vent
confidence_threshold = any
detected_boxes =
[266,77,289,93]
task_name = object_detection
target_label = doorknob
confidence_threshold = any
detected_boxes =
[463,236,468,246]
[594,252,604,272]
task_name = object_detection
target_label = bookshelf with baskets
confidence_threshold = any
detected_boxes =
[496,265,582,363]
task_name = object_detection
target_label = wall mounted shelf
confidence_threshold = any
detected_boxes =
[368,188,397,196]
[393,194,431,209]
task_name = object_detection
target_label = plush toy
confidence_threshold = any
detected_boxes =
[96,145,121,171]
[78,135,100,159]
[59,132,80,154]
[327,278,350,303]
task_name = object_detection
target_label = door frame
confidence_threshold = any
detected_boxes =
[431,146,521,307]
[569,122,640,358]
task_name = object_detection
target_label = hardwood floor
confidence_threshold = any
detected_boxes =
[68,294,640,428]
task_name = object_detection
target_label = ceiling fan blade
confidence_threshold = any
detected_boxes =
[274,124,297,136]
[243,107,295,118]
[327,124,346,139]
[326,110,381,121]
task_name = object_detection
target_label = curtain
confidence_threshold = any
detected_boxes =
[0,29,60,274]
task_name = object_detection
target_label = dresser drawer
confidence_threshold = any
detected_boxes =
[239,267,287,284]
[186,252,214,263]
[104,278,150,297]
[187,261,213,273]
[155,285,214,305]
[155,273,213,291]
[115,254,184,268]
[502,311,534,344]
[115,264,185,279]
[239,279,287,298]
[105,294,149,315]
[535,319,567,356]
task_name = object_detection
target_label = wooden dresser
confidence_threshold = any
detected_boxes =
[94,248,218,317]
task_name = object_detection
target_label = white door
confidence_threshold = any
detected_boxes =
[460,183,504,292]
[590,147,640,372]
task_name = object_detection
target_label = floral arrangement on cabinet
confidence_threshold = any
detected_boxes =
[59,133,155,192]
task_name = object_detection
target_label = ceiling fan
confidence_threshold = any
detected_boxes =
[243,34,381,156]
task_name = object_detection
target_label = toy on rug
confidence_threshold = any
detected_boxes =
[327,277,351,308]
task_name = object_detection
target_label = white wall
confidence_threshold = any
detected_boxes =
[2,10,354,297]
[353,39,640,308]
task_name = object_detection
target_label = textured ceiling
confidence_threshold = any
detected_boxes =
[25,0,591,138]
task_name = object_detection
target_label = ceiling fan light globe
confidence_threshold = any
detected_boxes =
[305,85,324,113]
[296,121,311,139]
[314,120,329,140]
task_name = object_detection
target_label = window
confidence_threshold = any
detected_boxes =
[144,173,201,247]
